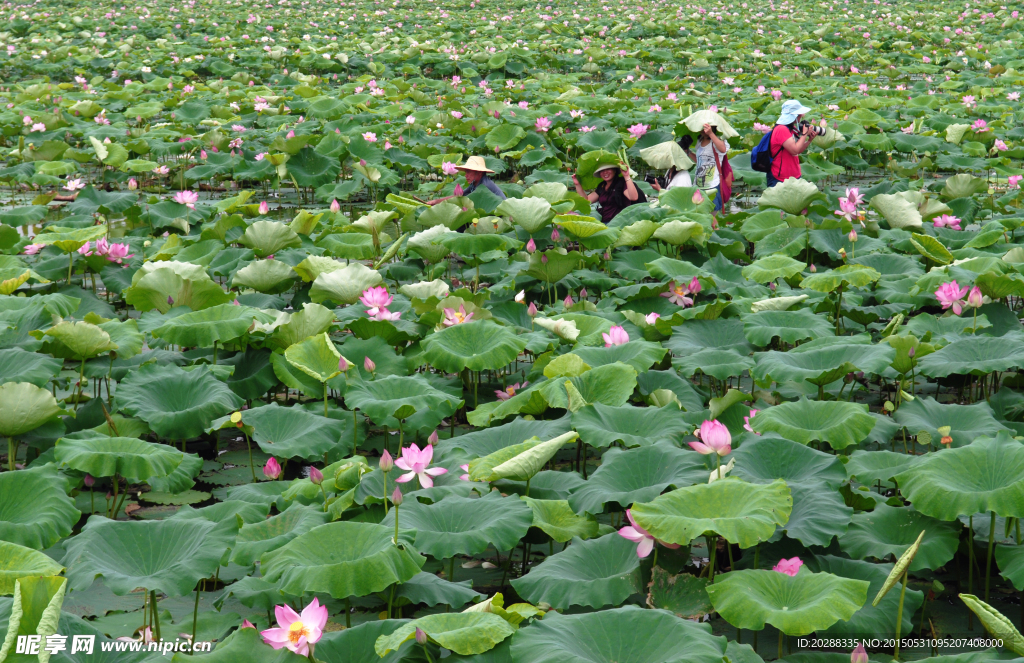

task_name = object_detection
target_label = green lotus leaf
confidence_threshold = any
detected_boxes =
[0,575,66,661]
[646,568,712,619]
[496,196,553,235]
[421,321,528,373]
[0,382,63,438]
[293,255,343,282]
[571,340,667,373]
[732,435,847,488]
[753,337,894,387]
[895,431,1024,521]
[62,516,237,596]
[380,491,532,559]
[568,442,707,514]
[741,255,806,283]
[115,363,243,440]
[524,250,584,284]
[41,320,118,359]
[34,224,108,253]
[124,262,233,313]
[231,259,299,294]
[640,140,694,170]
[152,303,260,348]
[571,403,690,448]
[376,612,515,657]
[839,503,959,572]
[632,479,793,548]
[509,605,728,663]
[652,220,705,246]
[469,432,579,483]
[315,620,417,663]
[238,402,348,460]
[750,398,876,449]
[910,233,953,265]
[674,348,754,381]
[284,332,349,383]
[260,522,425,598]
[90,315,143,360]
[613,219,660,248]
[706,568,869,636]
[554,215,607,238]
[438,232,520,257]
[800,264,880,293]
[870,193,924,229]
[56,435,183,481]
[0,465,80,550]
[176,625,308,663]
[917,336,1024,378]
[756,178,825,215]
[408,225,452,263]
[893,396,1009,448]
[844,450,918,484]
[418,201,473,231]
[238,220,302,258]
[391,572,483,610]
[511,533,640,608]
[287,146,342,188]
[741,309,833,346]
[0,541,64,595]
[266,302,336,350]
[942,174,989,200]
[521,496,599,542]
[309,262,384,305]
[486,124,527,152]
[231,503,329,566]
[344,374,463,429]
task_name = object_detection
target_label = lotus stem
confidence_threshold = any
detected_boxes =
[652,546,658,570]
[244,431,255,482]
[449,556,456,584]
[191,579,201,653]
[525,477,530,497]
[151,590,161,641]
[75,358,86,412]
[707,535,716,582]
[778,628,784,660]
[968,515,974,630]
[383,470,389,515]
[67,252,74,286]
[6,437,15,472]
[387,583,395,619]
[393,503,400,545]
[353,409,358,456]
[109,473,119,519]
[344,597,351,628]
[319,484,328,513]
[422,643,435,663]
[985,510,996,602]
[323,382,329,417]
[90,487,94,515]
[895,572,908,660]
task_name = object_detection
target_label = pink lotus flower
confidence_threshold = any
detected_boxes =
[127,177,138,190]
[330,199,340,213]
[771,89,783,100]
[692,190,704,205]
[526,238,536,253]
[242,620,256,629]
[394,443,447,488]
[753,122,772,133]
[23,244,44,256]
[443,304,473,326]
[173,190,198,209]
[263,457,282,480]
[966,286,984,309]
[971,119,989,132]
[359,286,393,317]
[773,557,804,576]
[1010,175,1023,189]
[627,123,648,139]
[459,464,470,481]
[364,356,376,373]
[441,161,459,175]
[495,382,527,401]
[935,281,970,315]
[77,243,93,256]
[994,140,1009,152]
[260,599,328,657]
[362,132,377,142]
[690,419,731,456]
[563,294,574,307]
[617,509,681,558]
[661,280,698,307]
[527,302,538,316]
[835,197,858,222]
[535,117,552,132]
[602,325,629,347]
[645,312,660,324]
[744,409,759,434]
[64,178,84,191]
[106,243,134,263]
[933,214,962,230]
[1009,92,1021,102]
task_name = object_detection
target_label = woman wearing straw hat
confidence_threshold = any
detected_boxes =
[426,156,506,205]
[570,160,640,224]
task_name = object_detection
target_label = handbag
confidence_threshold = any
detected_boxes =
[714,149,734,204]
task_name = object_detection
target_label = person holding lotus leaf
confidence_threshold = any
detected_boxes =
[426,155,505,205]
[570,152,643,224]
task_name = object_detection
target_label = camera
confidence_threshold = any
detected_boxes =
[798,121,826,137]
[644,174,665,188]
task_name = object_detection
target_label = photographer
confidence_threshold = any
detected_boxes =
[650,136,696,192]
[767,100,821,187]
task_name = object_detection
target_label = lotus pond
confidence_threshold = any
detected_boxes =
[1,0,1024,662]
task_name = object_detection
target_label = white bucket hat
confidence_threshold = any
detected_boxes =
[777,100,812,125]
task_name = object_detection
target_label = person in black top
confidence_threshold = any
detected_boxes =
[570,161,639,223]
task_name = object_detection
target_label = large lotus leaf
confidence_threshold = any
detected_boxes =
[62,516,237,596]
[0,541,64,595]
[844,450,918,484]
[0,575,66,662]
[663,319,751,358]
[673,348,753,382]
[800,265,881,292]
[469,432,579,483]
[895,431,1024,520]
[996,545,1024,592]
[870,193,924,229]
[754,337,894,387]
[445,416,573,461]
[239,403,349,460]
[284,332,348,383]
[91,315,143,360]
[910,233,953,265]
[408,225,452,263]
[942,174,989,200]
[524,250,584,284]
[0,382,62,438]
[742,309,833,346]
[568,442,708,514]
[287,146,342,188]
[260,522,425,598]
[917,336,1024,378]
[508,605,728,663]
[379,491,531,559]
[632,479,792,548]
[496,195,553,234]
[0,465,79,550]
[421,321,527,373]
[309,262,384,305]
[750,398,876,449]
[640,141,694,170]
[680,109,739,138]
[613,220,660,248]
[152,303,259,348]
[375,612,515,657]
[33,224,108,253]
[732,435,846,488]
[439,232,520,258]
[571,403,690,448]
[838,503,960,572]
[231,259,298,294]
[293,255,343,283]
[651,220,705,246]
[776,483,854,548]
[177,625,308,663]
[344,374,463,429]
[521,496,599,542]
[893,396,1009,448]
[124,262,233,313]
[756,178,824,215]
[555,215,609,239]
[238,220,302,258]
[393,573,484,610]
[741,255,806,283]
[511,533,641,609]
[268,302,336,349]
[231,503,329,566]
[315,620,419,663]
[42,320,117,360]
[706,568,869,636]
[56,435,183,480]
[115,363,243,440]
[570,340,667,373]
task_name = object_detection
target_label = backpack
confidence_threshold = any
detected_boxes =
[751,126,787,173]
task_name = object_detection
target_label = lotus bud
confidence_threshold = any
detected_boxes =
[241,620,256,629]
[541,254,548,264]
[810,264,817,273]
[359,159,367,167]
[770,282,776,291]
[391,486,404,506]
[844,372,854,383]
[307,466,324,485]
[604,252,611,260]
[258,201,269,215]
[851,644,868,663]
[200,149,208,160]
[526,238,536,253]
[127,177,138,190]
[415,628,428,645]
[848,229,858,242]
[330,199,340,213]
[908,346,916,358]
[167,295,175,306]
[380,450,394,473]
[364,356,376,373]
[551,227,560,242]
[428,430,439,445]
[263,457,282,480]
[967,286,983,309]
[527,302,538,317]
[692,190,703,204]
[579,288,588,299]
[563,294,574,307]
[339,356,351,372]
[84,473,95,488]
[454,183,464,196]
